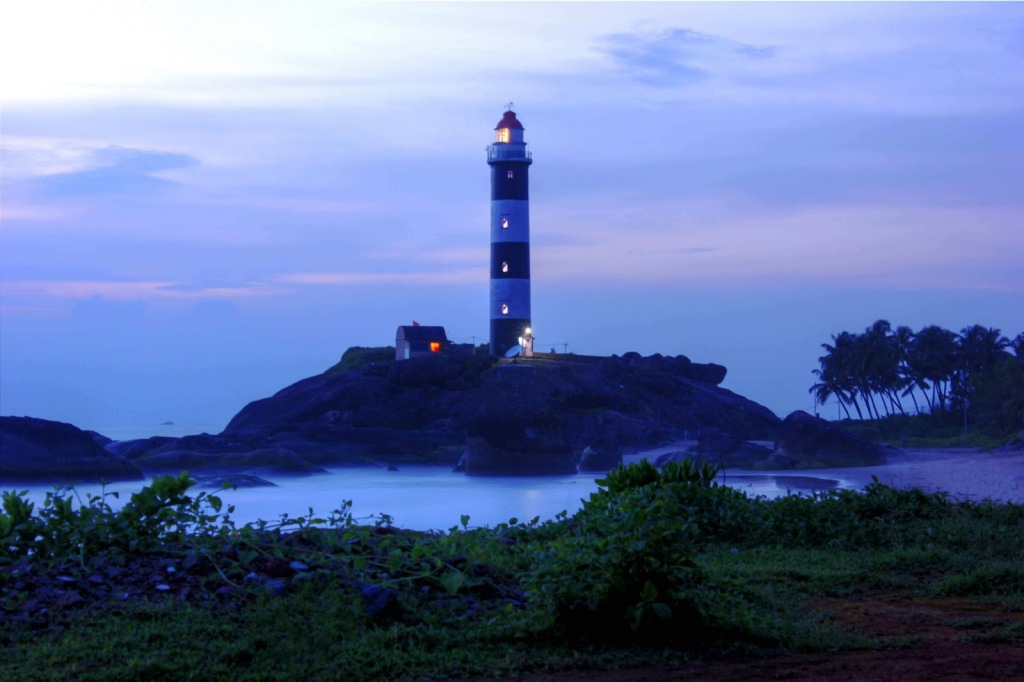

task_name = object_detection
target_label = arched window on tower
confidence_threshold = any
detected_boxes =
[501,261,509,273]
[501,216,509,229]
[501,303,509,315]
[507,170,514,179]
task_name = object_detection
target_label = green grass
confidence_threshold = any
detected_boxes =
[3,464,1023,680]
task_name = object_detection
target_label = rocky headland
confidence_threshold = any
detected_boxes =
[1,350,890,481]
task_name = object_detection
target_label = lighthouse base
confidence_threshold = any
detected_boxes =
[490,317,532,357]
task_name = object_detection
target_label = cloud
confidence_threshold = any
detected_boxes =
[599,27,776,86]
[31,146,198,198]
[0,280,289,302]
[276,270,482,287]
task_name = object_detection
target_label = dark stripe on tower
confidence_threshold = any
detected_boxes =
[490,318,530,354]
[490,242,530,279]
[490,163,529,200]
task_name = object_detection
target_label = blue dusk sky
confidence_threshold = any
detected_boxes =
[1,1,1022,435]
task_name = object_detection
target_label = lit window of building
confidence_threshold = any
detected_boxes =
[429,342,441,353]
[501,303,509,315]
[501,216,509,229]
[507,170,514,179]
[501,261,509,273]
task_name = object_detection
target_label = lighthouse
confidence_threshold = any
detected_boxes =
[487,108,533,356]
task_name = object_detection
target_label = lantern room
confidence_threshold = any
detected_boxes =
[494,110,525,145]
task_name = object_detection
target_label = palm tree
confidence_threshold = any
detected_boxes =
[811,333,860,419]
[909,325,959,412]
[954,325,1011,413]
[893,325,923,414]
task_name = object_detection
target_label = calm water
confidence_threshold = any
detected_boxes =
[1,466,856,531]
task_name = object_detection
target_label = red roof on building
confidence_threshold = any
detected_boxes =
[494,110,524,130]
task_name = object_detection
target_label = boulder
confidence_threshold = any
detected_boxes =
[195,474,277,488]
[463,410,577,476]
[105,436,177,460]
[133,446,326,476]
[0,416,144,483]
[577,446,622,472]
[693,431,772,468]
[769,411,887,469]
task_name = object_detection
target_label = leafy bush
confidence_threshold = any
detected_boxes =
[526,460,733,642]
[527,484,704,642]
[0,472,230,568]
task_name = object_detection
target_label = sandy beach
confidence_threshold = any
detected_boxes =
[628,444,1024,505]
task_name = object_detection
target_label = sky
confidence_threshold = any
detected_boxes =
[2,1,1023,436]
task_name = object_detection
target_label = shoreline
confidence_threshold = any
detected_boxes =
[628,442,1024,505]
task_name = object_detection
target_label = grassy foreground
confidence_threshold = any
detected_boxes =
[2,461,1023,681]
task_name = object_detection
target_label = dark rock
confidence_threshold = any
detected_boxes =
[0,416,144,483]
[138,448,324,476]
[693,431,772,468]
[769,411,887,469]
[105,436,177,460]
[195,474,276,488]
[464,409,577,476]
[217,352,779,475]
[653,449,696,467]
[359,583,399,619]
[577,446,622,472]
[686,363,727,386]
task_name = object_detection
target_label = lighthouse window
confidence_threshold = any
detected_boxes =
[507,170,514,179]
[501,261,509,273]
[501,216,509,229]
[496,128,510,143]
[501,303,509,315]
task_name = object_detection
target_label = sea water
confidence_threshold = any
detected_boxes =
[1,465,855,531]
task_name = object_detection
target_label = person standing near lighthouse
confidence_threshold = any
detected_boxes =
[487,105,533,356]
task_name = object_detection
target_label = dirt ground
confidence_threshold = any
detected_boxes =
[456,594,1024,681]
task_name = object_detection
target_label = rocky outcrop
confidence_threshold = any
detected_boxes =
[654,433,773,469]
[0,416,144,483]
[110,433,328,477]
[219,352,780,475]
[768,411,887,469]
[614,352,727,386]
[7,352,782,479]
[463,409,578,475]
[577,446,622,472]
[195,474,276,488]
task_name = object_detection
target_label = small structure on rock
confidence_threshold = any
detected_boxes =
[395,325,448,361]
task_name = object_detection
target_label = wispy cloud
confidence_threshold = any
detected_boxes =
[599,27,777,86]
[0,280,289,301]
[31,146,198,198]
[276,270,482,286]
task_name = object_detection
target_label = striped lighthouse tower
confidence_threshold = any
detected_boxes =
[487,107,533,356]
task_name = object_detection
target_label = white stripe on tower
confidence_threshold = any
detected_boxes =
[487,108,533,356]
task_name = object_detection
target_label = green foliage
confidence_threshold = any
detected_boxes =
[0,472,235,569]
[4,461,1024,679]
[596,458,720,494]
[528,482,704,642]
[324,346,395,374]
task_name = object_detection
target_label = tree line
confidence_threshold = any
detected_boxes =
[810,320,1024,431]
